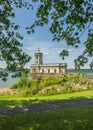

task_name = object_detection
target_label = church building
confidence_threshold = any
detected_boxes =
[30,48,67,76]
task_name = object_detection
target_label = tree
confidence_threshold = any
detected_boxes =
[27,0,93,67]
[90,62,93,69]
[1,0,93,81]
[0,0,32,80]
[74,59,80,70]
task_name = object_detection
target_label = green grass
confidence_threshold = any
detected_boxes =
[0,89,93,108]
[0,74,93,129]
[0,106,93,130]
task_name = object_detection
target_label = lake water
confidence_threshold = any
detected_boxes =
[67,69,93,74]
[0,71,19,88]
[0,69,93,88]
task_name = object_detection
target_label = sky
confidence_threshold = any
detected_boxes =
[0,2,93,69]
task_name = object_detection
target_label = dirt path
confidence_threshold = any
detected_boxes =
[0,99,93,115]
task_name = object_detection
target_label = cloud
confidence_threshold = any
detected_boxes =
[22,38,87,68]
[24,37,34,40]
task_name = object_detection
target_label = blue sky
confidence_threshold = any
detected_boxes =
[0,2,92,69]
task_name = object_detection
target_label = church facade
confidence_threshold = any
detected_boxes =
[30,49,67,76]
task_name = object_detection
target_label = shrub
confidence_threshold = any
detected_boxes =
[11,74,28,89]
[12,83,18,89]
[11,74,93,96]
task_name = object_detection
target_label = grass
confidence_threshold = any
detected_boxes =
[0,106,93,130]
[0,74,93,129]
[0,89,93,108]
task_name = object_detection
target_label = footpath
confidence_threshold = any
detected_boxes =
[0,99,93,115]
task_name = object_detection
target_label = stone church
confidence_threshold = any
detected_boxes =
[30,48,67,76]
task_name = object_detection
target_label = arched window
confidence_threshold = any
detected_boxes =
[42,69,44,73]
[32,69,36,73]
[48,69,50,73]
[54,69,56,73]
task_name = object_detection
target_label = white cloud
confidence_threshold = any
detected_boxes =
[24,37,34,40]
[22,38,90,68]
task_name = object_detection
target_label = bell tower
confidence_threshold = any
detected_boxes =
[35,48,43,64]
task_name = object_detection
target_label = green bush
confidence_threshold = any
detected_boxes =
[12,74,28,89]
[12,83,18,89]
[11,74,93,96]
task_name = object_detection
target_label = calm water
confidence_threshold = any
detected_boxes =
[0,71,19,88]
[67,69,93,74]
[0,69,93,88]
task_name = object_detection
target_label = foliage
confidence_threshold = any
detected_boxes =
[12,74,28,89]
[90,61,93,69]
[12,75,39,96]
[11,74,93,96]
[1,0,93,81]
[0,71,8,81]
[12,76,63,95]
[0,0,31,80]
[27,0,93,67]
[39,76,62,88]
[1,0,93,80]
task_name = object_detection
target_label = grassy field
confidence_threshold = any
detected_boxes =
[0,106,93,130]
[0,74,93,129]
[0,89,93,130]
[0,74,93,109]
[0,89,93,108]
